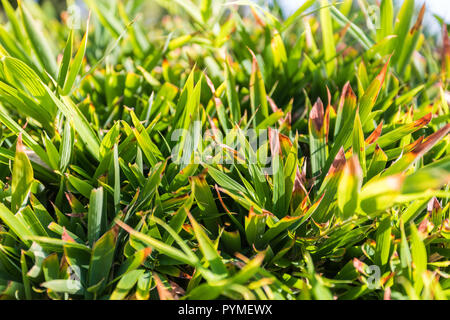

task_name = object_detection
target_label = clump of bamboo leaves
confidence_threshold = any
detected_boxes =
[0,0,449,300]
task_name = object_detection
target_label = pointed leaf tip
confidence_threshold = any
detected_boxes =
[366,121,384,145]
[329,147,346,174]
[310,98,325,132]
[410,3,426,34]
[16,133,24,153]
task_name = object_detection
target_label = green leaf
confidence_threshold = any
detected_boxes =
[359,58,390,126]
[43,135,59,171]
[271,31,287,71]
[375,216,392,268]
[270,128,286,216]
[402,198,430,224]
[0,104,50,167]
[262,216,300,244]
[367,145,388,180]
[282,0,315,31]
[391,0,415,66]
[337,156,363,220]
[204,164,248,196]
[61,17,90,95]
[41,279,84,295]
[67,174,93,199]
[187,211,228,279]
[359,175,404,214]
[334,82,357,138]
[88,187,105,247]
[100,121,121,160]
[20,251,32,299]
[113,144,120,213]
[110,269,145,300]
[249,49,269,126]
[19,206,48,237]
[25,236,91,253]
[399,220,412,279]
[309,98,328,177]
[330,5,373,50]
[84,0,123,38]
[401,161,450,194]
[11,135,34,212]
[225,59,241,124]
[382,124,450,177]
[57,29,73,89]
[165,197,193,246]
[115,219,196,267]
[352,112,366,176]
[116,249,151,279]
[88,229,116,296]
[19,1,57,78]
[320,0,336,76]
[378,0,394,43]
[245,208,269,249]
[131,113,163,168]
[59,120,74,173]
[190,173,219,234]
[1,0,28,48]
[221,230,241,254]
[172,0,204,27]
[410,222,427,293]
[325,68,385,178]
[59,96,101,160]
[42,253,60,282]
[200,0,212,22]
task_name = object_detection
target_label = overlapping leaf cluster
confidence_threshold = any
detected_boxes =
[0,0,449,300]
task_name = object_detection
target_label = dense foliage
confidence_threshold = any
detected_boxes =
[0,0,449,300]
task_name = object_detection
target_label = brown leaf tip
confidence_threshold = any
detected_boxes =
[366,121,383,145]
[344,82,356,99]
[16,133,25,153]
[310,98,325,132]
[328,147,347,176]
[427,197,441,213]
[411,4,426,34]
[62,227,75,243]
[344,156,363,179]
[413,113,432,128]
